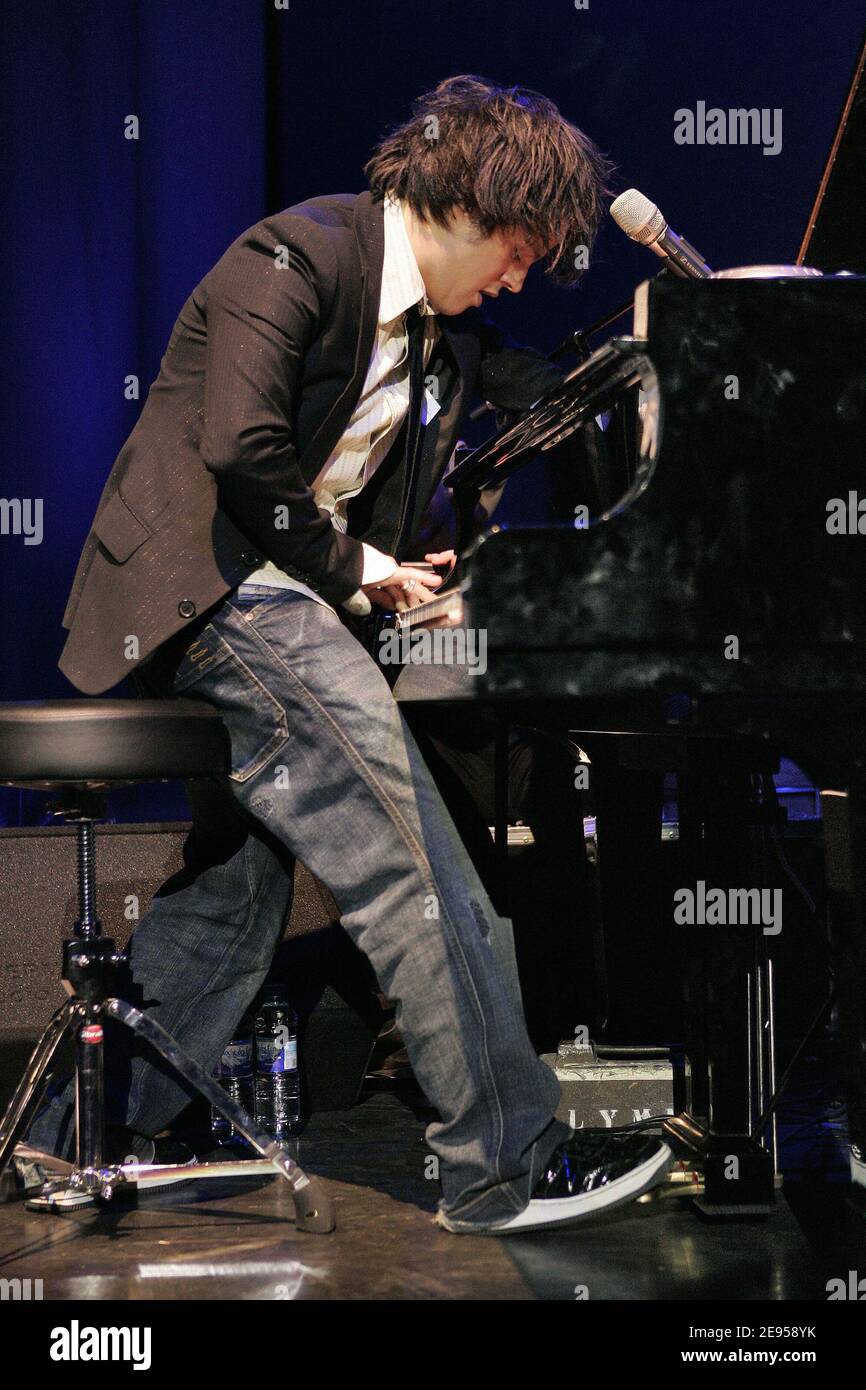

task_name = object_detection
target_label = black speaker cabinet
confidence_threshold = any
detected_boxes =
[0,823,381,1118]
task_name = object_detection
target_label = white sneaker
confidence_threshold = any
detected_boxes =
[437,1131,673,1234]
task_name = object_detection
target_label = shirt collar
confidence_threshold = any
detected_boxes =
[379,195,437,327]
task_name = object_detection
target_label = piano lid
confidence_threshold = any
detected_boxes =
[797,26,866,272]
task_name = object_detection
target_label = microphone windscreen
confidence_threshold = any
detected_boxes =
[610,189,667,245]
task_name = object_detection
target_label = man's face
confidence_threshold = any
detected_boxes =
[403,204,548,316]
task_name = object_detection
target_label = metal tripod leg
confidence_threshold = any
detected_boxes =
[4,802,332,1230]
[4,996,333,1231]
[105,998,334,1232]
[0,1000,76,1178]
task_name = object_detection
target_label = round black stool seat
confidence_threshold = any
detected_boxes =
[0,700,229,789]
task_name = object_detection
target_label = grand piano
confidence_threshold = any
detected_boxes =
[396,29,866,1202]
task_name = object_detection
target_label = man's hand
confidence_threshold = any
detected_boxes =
[362,561,446,612]
[423,549,456,570]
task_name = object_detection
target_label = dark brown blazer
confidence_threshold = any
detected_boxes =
[59,190,565,694]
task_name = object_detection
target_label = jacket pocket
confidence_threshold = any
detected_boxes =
[92,489,153,562]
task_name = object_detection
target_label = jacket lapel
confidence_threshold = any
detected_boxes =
[301,194,477,537]
[302,191,384,476]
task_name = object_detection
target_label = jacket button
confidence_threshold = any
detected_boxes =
[178,599,196,619]
[242,551,261,566]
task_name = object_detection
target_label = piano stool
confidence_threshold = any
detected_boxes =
[0,700,334,1230]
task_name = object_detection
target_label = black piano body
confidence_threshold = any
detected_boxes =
[453,276,866,770]
[399,274,866,1175]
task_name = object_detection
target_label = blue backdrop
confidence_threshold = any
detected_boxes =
[1,0,862,820]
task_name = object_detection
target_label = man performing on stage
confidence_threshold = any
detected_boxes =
[26,75,672,1232]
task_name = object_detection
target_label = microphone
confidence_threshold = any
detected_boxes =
[610,189,713,278]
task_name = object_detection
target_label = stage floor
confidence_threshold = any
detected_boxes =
[1,1090,863,1301]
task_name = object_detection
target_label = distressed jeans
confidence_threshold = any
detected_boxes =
[26,583,569,1230]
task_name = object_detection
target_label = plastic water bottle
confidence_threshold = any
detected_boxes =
[211,1012,255,1145]
[254,986,300,1143]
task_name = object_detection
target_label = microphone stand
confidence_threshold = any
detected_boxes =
[548,293,636,363]
[469,270,671,421]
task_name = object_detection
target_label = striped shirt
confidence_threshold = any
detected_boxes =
[244,194,439,610]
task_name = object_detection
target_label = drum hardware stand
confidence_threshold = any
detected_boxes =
[0,788,334,1231]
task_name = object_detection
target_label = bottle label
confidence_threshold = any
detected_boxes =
[257,1038,298,1073]
[217,1040,253,1077]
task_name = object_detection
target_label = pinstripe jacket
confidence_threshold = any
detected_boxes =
[58,189,565,694]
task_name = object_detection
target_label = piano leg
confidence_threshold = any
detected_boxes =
[819,789,866,1200]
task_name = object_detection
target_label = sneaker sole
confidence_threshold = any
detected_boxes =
[438,1142,673,1235]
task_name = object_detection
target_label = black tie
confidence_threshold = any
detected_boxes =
[392,302,428,560]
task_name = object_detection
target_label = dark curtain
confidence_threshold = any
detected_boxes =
[0,0,861,818]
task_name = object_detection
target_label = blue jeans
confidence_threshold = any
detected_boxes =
[27,584,569,1230]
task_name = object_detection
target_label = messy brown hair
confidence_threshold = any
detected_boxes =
[364,74,614,287]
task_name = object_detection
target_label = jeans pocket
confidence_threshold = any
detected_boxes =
[228,586,301,624]
[170,623,290,784]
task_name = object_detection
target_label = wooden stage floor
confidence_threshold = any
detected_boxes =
[1,1090,863,1301]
